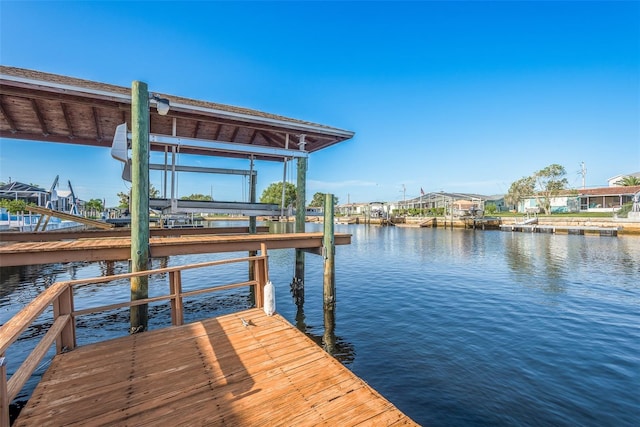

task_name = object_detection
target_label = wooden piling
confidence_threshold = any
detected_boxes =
[294,155,307,305]
[323,302,336,354]
[323,193,335,310]
[248,157,257,305]
[130,81,150,333]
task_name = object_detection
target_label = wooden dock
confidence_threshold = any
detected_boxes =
[0,225,271,242]
[419,218,436,228]
[0,232,351,267]
[13,309,416,426]
[499,224,620,236]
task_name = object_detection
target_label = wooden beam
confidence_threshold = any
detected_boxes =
[92,106,102,141]
[26,205,114,230]
[0,226,270,242]
[248,129,257,144]
[0,85,128,109]
[261,131,284,148]
[60,102,75,138]
[213,123,222,140]
[0,232,352,267]
[192,120,200,138]
[229,126,240,142]
[0,97,18,132]
[30,98,49,136]
[0,130,112,148]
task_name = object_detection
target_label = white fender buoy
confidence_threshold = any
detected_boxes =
[263,280,276,316]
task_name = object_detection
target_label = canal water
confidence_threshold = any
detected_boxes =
[1,224,639,426]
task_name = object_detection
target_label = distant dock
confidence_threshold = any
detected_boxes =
[499,223,620,236]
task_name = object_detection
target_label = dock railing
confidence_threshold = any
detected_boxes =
[0,243,269,427]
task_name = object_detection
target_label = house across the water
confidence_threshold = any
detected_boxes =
[519,185,640,214]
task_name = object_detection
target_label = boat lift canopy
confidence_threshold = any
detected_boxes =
[0,66,355,215]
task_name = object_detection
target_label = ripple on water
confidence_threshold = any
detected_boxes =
[3,228,640,426]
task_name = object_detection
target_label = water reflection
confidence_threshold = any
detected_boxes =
[292,305,355,365]
[504,234,568,294]
[3,227,640,427]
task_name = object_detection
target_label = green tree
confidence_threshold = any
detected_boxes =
[149,184,160,199]
[181,194,213,201]
[535,164,568,214]
[615,175,640,186]
[309,192,339,207]
[85,198,104,218]
[505,176,535,209]
[484,204,498,215]
[117,184,160,208]
[117,191,129,208]
[0,199,29,213]
[506,164,568,214]
[260,182,297,208]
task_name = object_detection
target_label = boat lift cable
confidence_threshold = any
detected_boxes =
[248,155,255,203]
[280,134,290,218]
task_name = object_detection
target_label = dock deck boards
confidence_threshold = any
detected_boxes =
[14,309,416,426]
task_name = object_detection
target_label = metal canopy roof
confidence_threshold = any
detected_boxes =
[0,66,354,161]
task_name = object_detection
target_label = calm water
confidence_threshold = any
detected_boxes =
[2,224,639,426]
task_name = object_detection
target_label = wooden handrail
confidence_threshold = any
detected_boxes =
[0,243,269,425]
[72,280,259,318]
[7,315,71,402]
[0,281,69,355]
[0,255,267,354]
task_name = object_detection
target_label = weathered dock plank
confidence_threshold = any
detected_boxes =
[14,309,417,426]
[0,226,271,242]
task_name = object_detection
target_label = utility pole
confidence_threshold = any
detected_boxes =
[580,162,587,189]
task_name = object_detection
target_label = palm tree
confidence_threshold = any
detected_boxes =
[615,175,640,186]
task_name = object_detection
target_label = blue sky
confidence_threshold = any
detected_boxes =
[1,1,638,206]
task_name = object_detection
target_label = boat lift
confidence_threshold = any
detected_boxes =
[111,123,296,216]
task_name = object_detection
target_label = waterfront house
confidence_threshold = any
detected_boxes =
[396,191,490,214]
[518,185,640,214]
[484,195,508,212]
[0,181,48,206]
[336,202,368,216]
[0,178,83,214]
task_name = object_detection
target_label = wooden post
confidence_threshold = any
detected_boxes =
[254,243,268,309]
[248,158,257,304]
[130,81,150,333]
[294,154,307,306]
[53,285,75,353]
[169,271,183,326]
[1,353,8,427]
[323,302,336,354]
[323,193,335,309]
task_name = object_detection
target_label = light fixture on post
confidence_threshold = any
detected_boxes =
[150,94,170,116]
